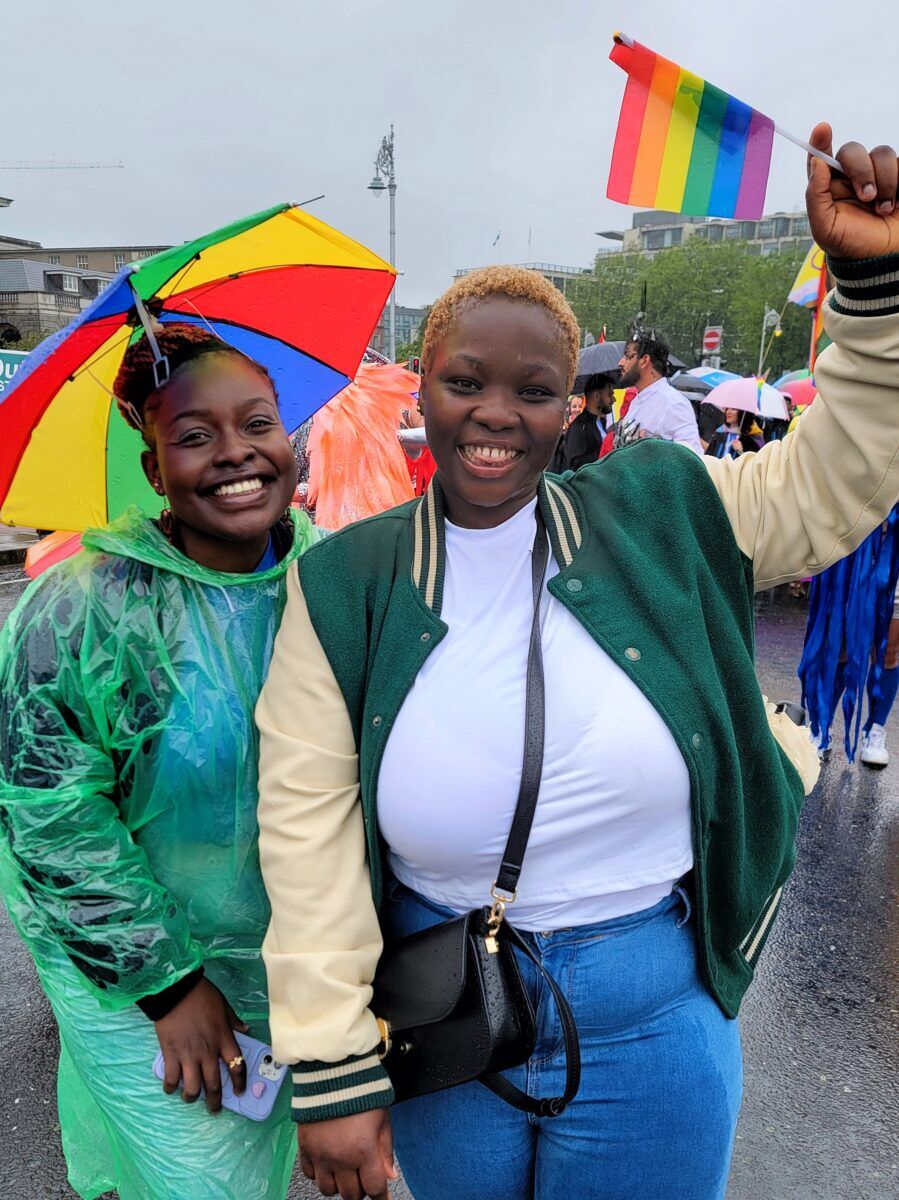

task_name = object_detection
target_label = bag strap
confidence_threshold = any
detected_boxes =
[481,922,582,1117]
[484,510,581,1117]
[493,513,549,898]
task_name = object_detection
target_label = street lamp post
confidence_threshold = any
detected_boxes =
[368,125,396,361]
[758,305,782,376]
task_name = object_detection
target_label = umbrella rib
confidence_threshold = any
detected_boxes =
[67,324,137,385]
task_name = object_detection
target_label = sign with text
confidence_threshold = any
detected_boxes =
[0,349,27,397]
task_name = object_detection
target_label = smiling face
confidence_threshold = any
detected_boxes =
[140,352,297,571]
[420,297,568,529]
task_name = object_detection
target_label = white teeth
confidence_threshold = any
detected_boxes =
[212,477,265,497]
[462,445,520,463]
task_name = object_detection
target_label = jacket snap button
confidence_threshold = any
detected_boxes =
[420,632,431,642]
[372,715,383,728]
[566,578,583,593]
[625,647,641,661]
[692,733,702,749]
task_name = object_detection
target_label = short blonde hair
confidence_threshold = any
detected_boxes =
[421,266,581,393]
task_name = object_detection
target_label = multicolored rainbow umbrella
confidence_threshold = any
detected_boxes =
[778,375,817,408]
[772,368,812,389]
[0,202,395,531]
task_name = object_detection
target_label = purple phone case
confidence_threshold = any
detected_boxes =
[152,1030,287,1121]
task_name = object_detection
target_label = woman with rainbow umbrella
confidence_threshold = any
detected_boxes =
[0,206,394,1199]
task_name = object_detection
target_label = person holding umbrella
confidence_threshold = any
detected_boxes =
[705,408,765,458]
[257,126,899,1200]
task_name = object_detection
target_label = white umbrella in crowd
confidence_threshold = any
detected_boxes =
[704,376,790,420]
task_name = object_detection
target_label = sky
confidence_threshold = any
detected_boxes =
[2,0,896,308]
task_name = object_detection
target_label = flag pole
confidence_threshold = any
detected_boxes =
[809,259,830,371]
[773,125,842,173]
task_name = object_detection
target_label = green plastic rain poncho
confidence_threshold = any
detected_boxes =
[0,506,322,1200]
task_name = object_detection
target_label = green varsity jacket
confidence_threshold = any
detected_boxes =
[255,253,899,1122]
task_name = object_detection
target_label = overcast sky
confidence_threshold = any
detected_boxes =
[3,0,895,308]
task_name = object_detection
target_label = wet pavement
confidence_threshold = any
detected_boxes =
[0,571,896,1199]
[0,526,36,565]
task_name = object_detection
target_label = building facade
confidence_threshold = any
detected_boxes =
[0,241,170,274]
[607,209,813,258]
[369,303,429,356]
[453,261,595,297]
[0,259,115,341]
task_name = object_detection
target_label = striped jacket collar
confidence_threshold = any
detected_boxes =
[410,474,584,615]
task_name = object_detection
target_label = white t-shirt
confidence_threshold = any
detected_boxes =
[377,499,693,931]
[626,377,704,455]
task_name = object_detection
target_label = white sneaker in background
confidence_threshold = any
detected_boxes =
[860,724,889,768]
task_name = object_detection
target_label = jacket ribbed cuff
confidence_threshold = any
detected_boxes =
[291,1050,395,1123]
[136,967,205,1021]
[828,252,899,317]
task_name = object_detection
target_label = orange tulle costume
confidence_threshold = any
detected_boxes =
[307,364,420,529]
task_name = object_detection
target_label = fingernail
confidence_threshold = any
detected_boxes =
[877,200,895,215]
[862,183,876,199]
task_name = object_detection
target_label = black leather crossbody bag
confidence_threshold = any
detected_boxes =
[372,514,581,1117]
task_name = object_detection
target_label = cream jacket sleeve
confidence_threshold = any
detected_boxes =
[705,258,899,589]
[256,567,394,1121]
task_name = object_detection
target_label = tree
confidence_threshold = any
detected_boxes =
[14,330,50,353]
[566,240,812,377]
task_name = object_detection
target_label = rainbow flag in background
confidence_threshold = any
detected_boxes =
[607,34,774,219]
[788,243,826,308]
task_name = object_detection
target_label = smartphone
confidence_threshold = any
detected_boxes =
[152,1030,288,1121]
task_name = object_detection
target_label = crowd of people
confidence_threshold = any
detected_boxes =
[553,334,785,476]
[547,333,899,770]
[0,127,897,1200]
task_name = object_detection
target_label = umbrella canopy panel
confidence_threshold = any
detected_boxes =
[571,341,626,393]
[687,365,741,388]
[772,368,812,389]
[704,377,789,420]
[571,340,685,395]
[779,377,817,408]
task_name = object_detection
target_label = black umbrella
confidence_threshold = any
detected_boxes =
[572,342,687,395]
[670,370,712,395]
[571,342,625,394]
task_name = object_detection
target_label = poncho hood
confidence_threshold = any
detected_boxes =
[81,505,316,584]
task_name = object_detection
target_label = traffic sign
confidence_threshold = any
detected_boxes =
[702,326,723,353]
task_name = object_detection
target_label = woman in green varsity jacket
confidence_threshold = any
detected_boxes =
[256,125,899,1200]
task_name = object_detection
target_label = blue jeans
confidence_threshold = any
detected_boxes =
[382,880,742,1200]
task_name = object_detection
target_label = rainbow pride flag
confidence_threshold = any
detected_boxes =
[607,34,774,219]
[788,243,826,308]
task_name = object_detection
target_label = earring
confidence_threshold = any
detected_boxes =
[155,486,175,539]
[158,507,175,540]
